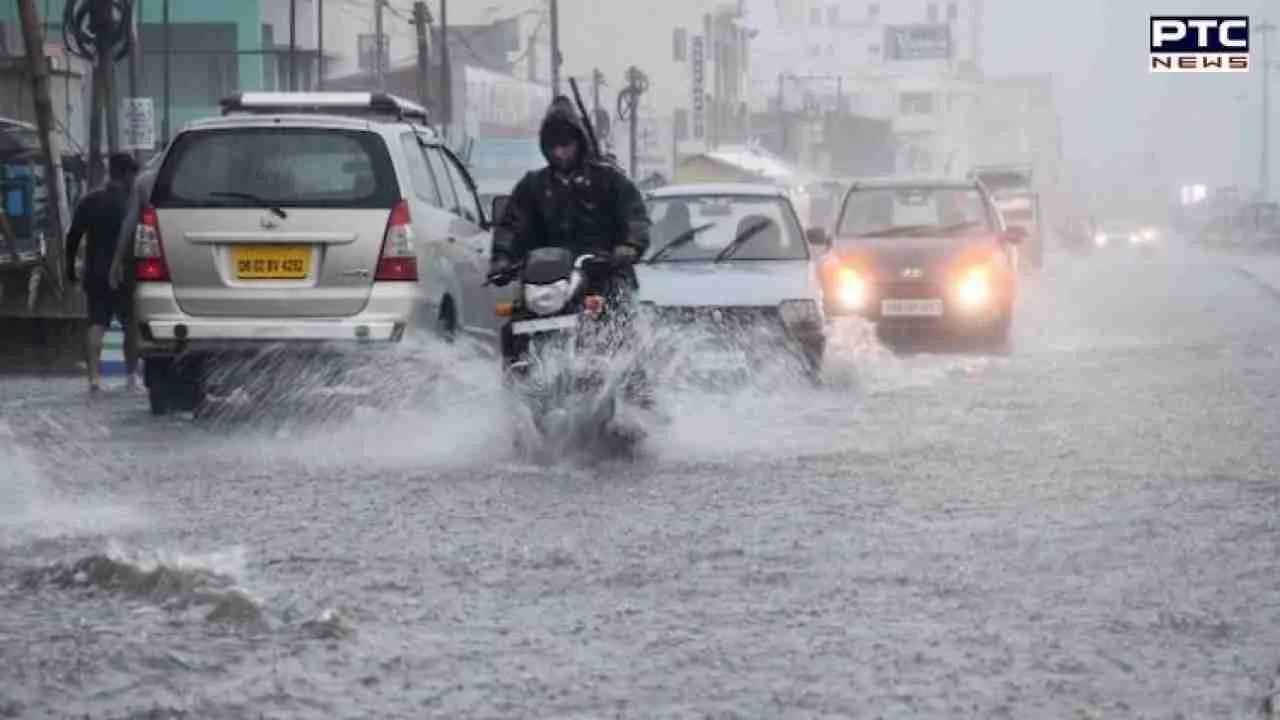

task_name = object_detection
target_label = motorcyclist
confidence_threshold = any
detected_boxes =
[489,96,651,284]
[489,95,654,407]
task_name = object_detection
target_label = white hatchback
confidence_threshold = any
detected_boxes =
[637,183,831,380]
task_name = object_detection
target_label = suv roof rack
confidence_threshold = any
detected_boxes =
[219,92,431,125]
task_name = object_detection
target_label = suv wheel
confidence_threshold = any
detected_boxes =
[144,356,207,415]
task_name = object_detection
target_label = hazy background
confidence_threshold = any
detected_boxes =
[984,0,1272,199]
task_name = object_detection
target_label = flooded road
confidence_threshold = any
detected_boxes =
[3,246,1279,718]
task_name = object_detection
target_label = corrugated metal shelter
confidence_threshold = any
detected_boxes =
[674,144,813,187]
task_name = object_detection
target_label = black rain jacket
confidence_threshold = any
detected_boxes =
[490,97,652,287]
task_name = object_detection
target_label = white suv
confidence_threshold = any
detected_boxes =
[135,92,491,414]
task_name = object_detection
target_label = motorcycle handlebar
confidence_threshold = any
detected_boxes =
[484,252,633,287]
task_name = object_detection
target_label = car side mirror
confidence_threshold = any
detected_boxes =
[1001,226,1027,244]
[805,227,830,247]
[490,195,510,226]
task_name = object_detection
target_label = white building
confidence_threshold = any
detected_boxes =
[308,0,746,177]
[744,0,985,173]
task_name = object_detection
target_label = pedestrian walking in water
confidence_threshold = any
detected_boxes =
[66,153,140,393]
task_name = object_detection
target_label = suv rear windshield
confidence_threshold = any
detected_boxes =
[151,127,399,208]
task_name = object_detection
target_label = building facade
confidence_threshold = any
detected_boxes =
[744,0,984,173]
[0,0,288,151]
[320,0,749,178]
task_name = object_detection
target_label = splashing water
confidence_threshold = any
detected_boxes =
[169,333,517,474]
[0,420,141,547]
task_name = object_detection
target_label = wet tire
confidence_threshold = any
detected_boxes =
[144,357,206,415]
[437,299,457,343]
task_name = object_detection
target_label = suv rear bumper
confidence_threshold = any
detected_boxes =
[134,282,418,354]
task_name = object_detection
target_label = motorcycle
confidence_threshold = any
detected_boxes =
[486,247,644,455]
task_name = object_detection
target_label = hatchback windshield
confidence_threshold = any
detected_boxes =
[645,194,808,262]
[151,127,399,208]
[837,185,995,238]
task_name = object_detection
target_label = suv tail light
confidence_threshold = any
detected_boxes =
[134,205,169,282]
[376,200,418,281]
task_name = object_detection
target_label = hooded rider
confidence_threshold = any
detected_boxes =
[489,96,651,289]
[489,96,655,409]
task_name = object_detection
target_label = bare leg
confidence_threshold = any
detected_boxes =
[86,323,105,391]
[123,317,141,392]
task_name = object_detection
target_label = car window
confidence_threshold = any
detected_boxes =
[836,185,994,238]
[645,194,808,262]
[399,133,443,206]
[422,146,461,215]
[152,127,398,208]
[435,147,483,225]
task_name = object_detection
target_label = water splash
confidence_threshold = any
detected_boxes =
[0,420,141,547]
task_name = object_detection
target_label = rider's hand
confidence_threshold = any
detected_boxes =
[612,245,639,264]
[487,255,514,286]
[489,255,512,275]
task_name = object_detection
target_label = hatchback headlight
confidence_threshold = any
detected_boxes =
[779,298,820,326]
[524,279,571,316]
[954,267,991,308]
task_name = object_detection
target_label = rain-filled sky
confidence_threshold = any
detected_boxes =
[983,0,1273,197]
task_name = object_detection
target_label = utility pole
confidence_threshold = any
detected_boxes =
[776,72,788,158]
[440,0,452,132]
[128,0,142,161]
[549,0,561,95]
[86,0,120,185]
[411,1,432,109]
[288,0,298,90]
[590,68,610,149]
[161,0,171,144]
[373,0,385,90]
[15,0,67,280]
[316,0,325,89]
[617,66,649,179]
[1260,20,1274,202]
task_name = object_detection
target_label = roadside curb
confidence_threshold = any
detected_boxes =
[1232,264,1280,301]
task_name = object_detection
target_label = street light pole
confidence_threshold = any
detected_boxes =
[1259,20,1274,201]
[549,0,561,95]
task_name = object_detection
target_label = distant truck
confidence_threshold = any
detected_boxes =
[968,165,1044,269]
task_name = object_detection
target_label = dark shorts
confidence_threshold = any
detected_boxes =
[83,279,131,327]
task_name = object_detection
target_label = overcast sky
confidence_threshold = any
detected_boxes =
[983,0,1273,197]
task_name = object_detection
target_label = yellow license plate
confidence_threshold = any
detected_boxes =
[233,245,311,279]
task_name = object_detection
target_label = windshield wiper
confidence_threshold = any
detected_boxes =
[713,219,770,263]
[207,191,288,219]
[913,221,985,236]
[647,222,715,263]
[857,224,933,237]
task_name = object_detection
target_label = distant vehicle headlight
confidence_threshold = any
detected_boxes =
[1094,233,1108,246]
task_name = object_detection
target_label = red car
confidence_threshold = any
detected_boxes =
[812,176,1024,350]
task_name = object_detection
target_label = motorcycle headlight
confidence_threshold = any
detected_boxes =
[779,298,820,326]
[954,267,991,308]
[523,279,571,316]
